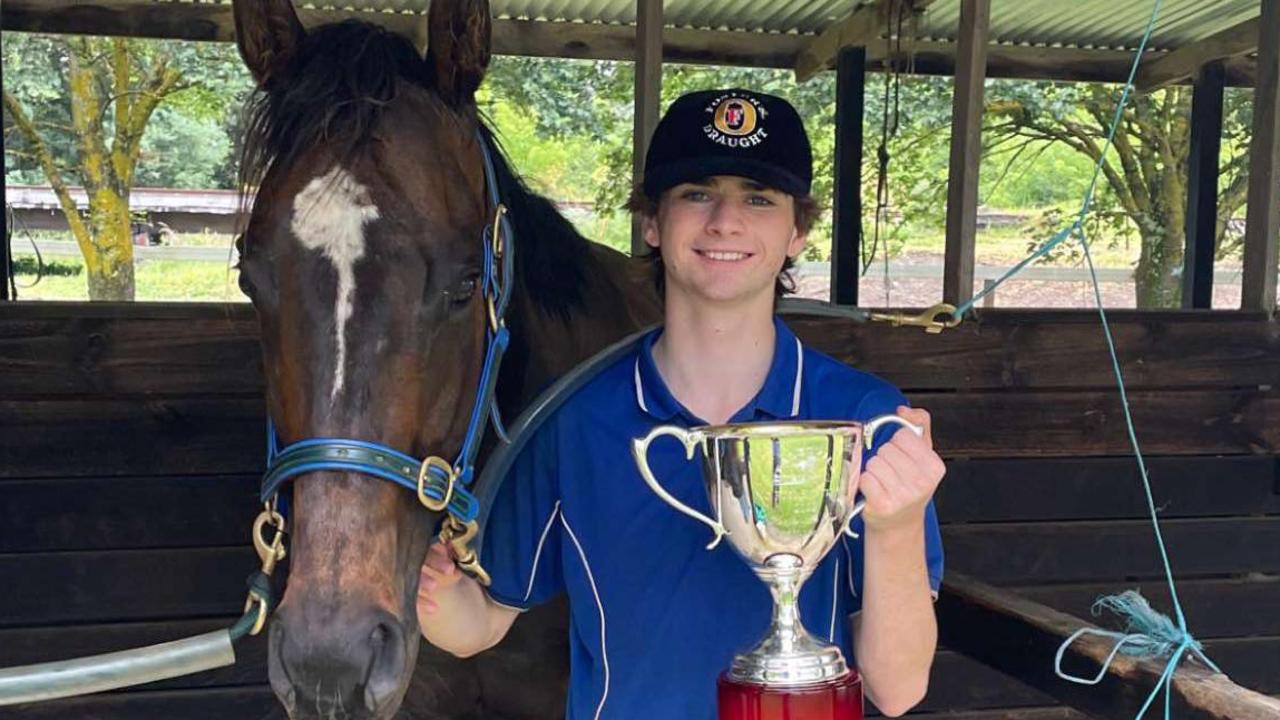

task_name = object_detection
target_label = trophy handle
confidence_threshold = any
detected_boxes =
[631,425,728,550]
[843,415,925,538]
[862,414,923,451]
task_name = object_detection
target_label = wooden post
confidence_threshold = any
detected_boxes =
[1241,0,1280,313]
[1,199,9,302]
[942,0,989,307]
[631,0,663,257]
[831,46,866,306]
[2,59,9,301]
[1183,61,1225,309]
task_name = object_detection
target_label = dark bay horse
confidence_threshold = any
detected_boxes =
[232,1,659,717]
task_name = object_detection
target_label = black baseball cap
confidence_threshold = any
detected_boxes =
[641,89,813,200]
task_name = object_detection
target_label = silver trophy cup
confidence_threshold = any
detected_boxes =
[632,417,921,686]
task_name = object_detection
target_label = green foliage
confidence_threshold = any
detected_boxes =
[3,32,251,189]
[134,106,233,188]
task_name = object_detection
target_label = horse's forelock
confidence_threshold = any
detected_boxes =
[236,19,594,320]
[238,20,433,204]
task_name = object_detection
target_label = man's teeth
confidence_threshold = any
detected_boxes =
[702,250,749,261]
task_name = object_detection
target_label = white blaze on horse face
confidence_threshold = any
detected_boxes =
[290,166,381,404]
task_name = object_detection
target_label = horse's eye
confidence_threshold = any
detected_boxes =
[447,277,479,306]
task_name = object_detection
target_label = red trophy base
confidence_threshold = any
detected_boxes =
[717,670,864,720]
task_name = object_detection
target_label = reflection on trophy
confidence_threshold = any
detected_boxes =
[632,417,921,720]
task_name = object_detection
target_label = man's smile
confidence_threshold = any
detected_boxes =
[695,249,754,262]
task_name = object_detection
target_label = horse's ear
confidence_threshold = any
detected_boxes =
[233,0,305,86]
[423,0,492,106]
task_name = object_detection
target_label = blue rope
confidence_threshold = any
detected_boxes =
[954,0,1155,320]
[945,0,1221,714]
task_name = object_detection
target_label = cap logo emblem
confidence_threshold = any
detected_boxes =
[703,94,770,148]
[714,99,756,136]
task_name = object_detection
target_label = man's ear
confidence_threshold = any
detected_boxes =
[787,227,807,258]
[642,213,661,251]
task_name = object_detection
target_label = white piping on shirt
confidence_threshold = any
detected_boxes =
[561,513,610,720]
[633,360,649,413]
[829,555,839,642]
[843,538,858,600]
[791,336,804,416]
[523,501,563,604]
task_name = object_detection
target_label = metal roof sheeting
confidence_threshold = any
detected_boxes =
[170,0,1262,52]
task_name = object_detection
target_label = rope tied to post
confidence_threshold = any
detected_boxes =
[1055,591,1221,719]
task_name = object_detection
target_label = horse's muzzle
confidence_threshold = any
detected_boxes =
[268,604,409,718]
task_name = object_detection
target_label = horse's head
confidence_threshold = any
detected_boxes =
[233,1,500,716]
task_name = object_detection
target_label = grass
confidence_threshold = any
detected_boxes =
[12,254,248,302]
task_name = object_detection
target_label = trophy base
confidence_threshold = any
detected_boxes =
[717,669,863,720]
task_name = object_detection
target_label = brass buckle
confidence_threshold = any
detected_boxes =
[486,205,508,333]
[869,303,962,334]
[439,515,491,587]
[417,456,456,512]
[252,504,287,577]
[490,204,507,261]
[244,501,287,636]
[243,592,270,636]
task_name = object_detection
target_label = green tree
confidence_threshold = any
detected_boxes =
[985,81,1253,307]
[3,33,250,299]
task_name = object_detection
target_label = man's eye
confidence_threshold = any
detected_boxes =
[681,190,710,202]
[748,195,775,206]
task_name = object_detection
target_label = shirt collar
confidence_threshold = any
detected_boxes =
[633,316,804,424]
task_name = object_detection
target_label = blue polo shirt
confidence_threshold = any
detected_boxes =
[480,317,944,720]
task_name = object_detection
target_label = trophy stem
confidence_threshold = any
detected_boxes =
[764,556,808,656]
[729,554,850,687]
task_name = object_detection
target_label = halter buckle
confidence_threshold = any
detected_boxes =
[486,204,508,333]
[417,456,457,512]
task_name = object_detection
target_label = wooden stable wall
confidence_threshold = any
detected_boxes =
[1,303,1277,719]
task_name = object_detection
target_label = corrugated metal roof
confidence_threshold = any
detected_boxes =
[207,0,1262,51]
[919,0,1260,51]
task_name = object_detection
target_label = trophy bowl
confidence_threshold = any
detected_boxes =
[632,417,920,718]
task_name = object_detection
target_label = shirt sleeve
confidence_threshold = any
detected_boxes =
[478,417,566,611]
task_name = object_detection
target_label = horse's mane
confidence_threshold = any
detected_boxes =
[238,20,590,317]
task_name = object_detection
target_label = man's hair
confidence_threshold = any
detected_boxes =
[626,184,821,299]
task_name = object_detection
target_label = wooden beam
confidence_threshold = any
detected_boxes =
[1242,0,1280,313]
[1182,61,1225,309]
[1136,17,1261,93]
[942,0,989,307]
[796,0,943,82]
[831,46,867,306]
[631,0,662,257]
[938,573,1280,720]
[2,159,10,302]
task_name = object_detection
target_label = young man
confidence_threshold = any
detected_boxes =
[418,89,945,719]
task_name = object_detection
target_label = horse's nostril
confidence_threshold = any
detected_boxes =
[364,618,407,714]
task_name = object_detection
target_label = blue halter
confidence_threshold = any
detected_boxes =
[259,129,515,534]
